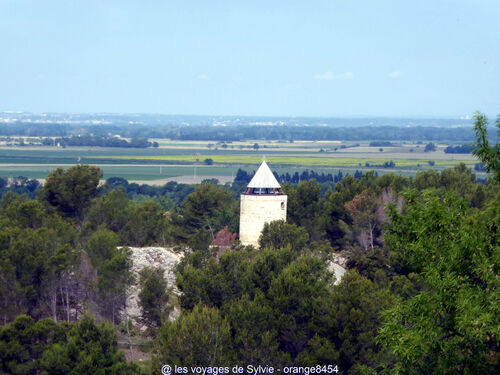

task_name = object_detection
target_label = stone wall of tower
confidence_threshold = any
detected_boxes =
[239,194,287,247]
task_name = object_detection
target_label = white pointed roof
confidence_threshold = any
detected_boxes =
[247,161,281,188]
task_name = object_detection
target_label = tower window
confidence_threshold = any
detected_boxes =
[281,202,285,209]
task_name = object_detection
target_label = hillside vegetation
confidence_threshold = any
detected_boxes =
[0,113,498,374]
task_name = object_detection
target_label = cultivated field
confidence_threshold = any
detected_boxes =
[0,140,483,183]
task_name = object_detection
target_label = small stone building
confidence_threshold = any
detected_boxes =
[239,161,287,247]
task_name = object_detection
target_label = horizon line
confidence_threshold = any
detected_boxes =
[0,110,487,120]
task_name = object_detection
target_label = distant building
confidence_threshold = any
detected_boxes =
[239,161,287,247]
[211,226,238,258]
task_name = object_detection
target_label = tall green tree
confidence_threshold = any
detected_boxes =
[473,111,500,182]
[284,180,325,241]
[227,293,291,366]
[0,194,78,322]
[328,271,395,373]
[267,256,333,358]
[40,165,103,219]
[342,189,380,252]
[84,189,173,246]
[84,189,130,234]
[324,175,364,247]
[122,200,172,246]
[153,304,234,369]
[138,267,170,330]
[86,230,134,324]
[180,183,237,241]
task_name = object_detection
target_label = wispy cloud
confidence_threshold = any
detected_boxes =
[314,71,353,81]
[197,74,210,80]
[388,70,403,79]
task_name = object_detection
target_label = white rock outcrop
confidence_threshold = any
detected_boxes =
[123,247,184,327]
[327,254,348,285]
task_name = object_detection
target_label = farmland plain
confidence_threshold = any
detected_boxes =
[0,140,482,183]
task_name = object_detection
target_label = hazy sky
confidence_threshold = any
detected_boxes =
[1,0,499,117]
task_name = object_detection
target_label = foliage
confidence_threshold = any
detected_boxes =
[153,304,234,369]
[40,314,141,375]
[412,163,489,208]
[0,314,140,375]
[0,160,498,373]
[0,315,69,374]
[342,190,380,251]
[444,144,472,154]
[40,165,103,218]
[86,230,134,324]
[473,111,500,182]
[138,267,170,330]
[266,256,333,358]
[328,272,395,372]
[424,142,436,152]
[369,141,394,147]
[174,233,395,372]
[0,120,481,142]
[122,201,172,246]
[0,177,41,200]
[53,135,154,148]
[84,189,173,246]
[284,180,325,241]
[176,247,253,310]
[259,220,309,251]
[84,189,130,234]
[324,174,366,247]
[379,190,500,373]
[180,182,238,241]
[0,194,78,321]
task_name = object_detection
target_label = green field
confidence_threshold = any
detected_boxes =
[89,154,475,168]
[0,140,483,183]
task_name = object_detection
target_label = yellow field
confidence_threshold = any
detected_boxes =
[89,154,476,167]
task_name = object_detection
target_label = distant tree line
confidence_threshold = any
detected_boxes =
[444,144,473,154]
[0,122,486,142]
[369,141,394,147]
[41,135,158,148]
[163,125,479,142]
[0,176,41,199]
[104,177,196,210]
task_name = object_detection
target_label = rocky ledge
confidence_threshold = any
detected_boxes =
[122,247,184,328]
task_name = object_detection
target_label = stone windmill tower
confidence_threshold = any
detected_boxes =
[239,161,287,247]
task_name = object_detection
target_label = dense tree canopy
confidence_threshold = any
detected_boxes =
[379,190,500,373]
[0,147,498,374]
[0,314,141,375]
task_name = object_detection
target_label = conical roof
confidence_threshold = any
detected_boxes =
[247,161,281,188]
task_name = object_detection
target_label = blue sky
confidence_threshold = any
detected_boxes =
[1,0,499,117]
